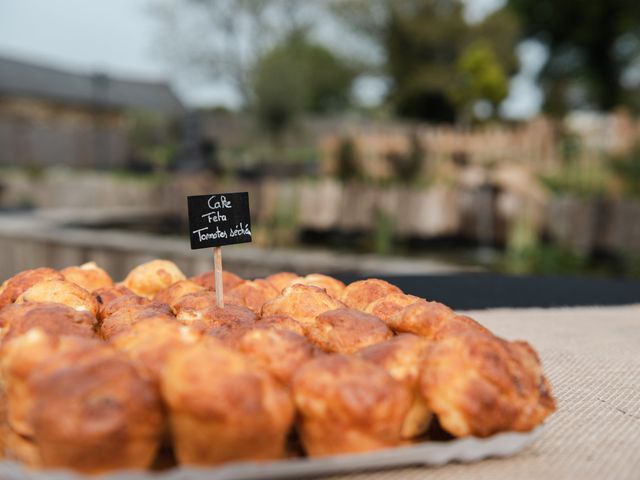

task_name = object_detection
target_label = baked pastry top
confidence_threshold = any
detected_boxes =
[306,307,393,353]
[60,262,113,292]
[292,354,411,455]
[0,268,63,309]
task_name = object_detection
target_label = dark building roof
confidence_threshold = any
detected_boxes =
[0,55,184,116]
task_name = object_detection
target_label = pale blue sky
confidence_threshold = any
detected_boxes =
[0,0,544,117]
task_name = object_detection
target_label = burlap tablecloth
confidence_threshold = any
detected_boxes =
[328,304,640,480]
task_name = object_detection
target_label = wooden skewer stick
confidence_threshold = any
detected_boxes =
[213,246,224,308]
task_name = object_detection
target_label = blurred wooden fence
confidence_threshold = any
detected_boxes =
[318,113,640,180]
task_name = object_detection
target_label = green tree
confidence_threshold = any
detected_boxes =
[508,0,640,114]
[151,0,322,106]
[454,40,510,120]
[332,0,519,122]
[252,31,357,138]
[335,136,362,181]
[610,142,640,197]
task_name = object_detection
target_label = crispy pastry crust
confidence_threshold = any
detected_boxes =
[419,333,556,438]
[190,270,244,291]
[206,318,257,348]
[16,280,99,317]
[257,314,306,336]
[1,331,105,437]
[153,280,204,310]
[387,301,491,339]
[292,354,411,456]
[173,290,218,325]
[261,284,345,326]
[292,274,346,299]
[93,285,135,320]
[100,302,175,341]
[122,260,186,299]
[357,334,432,438]
[0,303,96,345]
[238,327,320,385]
[340,279,403,311]
[161,340,294,465]
[264,272,300,293]
[225,279,279,314]
[5,428,40,466]
[198,304,257,346]
[0,268,63,309]
[29,351,164,473]
[363,293,424,325]
[111,320,201,386]
[305,308,393,354]
[100,294,168,319]
[179,303,256,328]
[61,262,113,292]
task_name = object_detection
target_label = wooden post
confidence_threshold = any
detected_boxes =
[213,246,224,308]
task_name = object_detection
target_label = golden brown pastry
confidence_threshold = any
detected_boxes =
[176,303,256,331]
[292,354,411,456]
[237,327,320,385]
[161,339,294,465]
[0,303,96,345]
[419,333,556,438]
[207,322,255,348]
[190,270,244,291]
[122,259,186,299]
[29,350,164,473]
[387,301,491,339]
[293,274,346,299]
[305,308,393,354]
[0,385,6,459]
[363,293,424,325]
[357,334,431,438]
[340,279,403,311]
[1,330,105,437]
[191,304,258,346]
[264,272,300,293]
[100,293,165,319]
[61,262,113,292]
[5,429,40,466]
[16,280,99,317]
[0,268,64,309]
[100,302,175,341]
[153,280,205,311]
[111,320,201,386]
[93,285,135,319]
[172,290,217,325]
[261,284,345,326]
[258,314,306,336]
[441,314,493,338]
[225,279,279,314]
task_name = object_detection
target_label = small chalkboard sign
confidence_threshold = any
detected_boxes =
[187,192,252,250]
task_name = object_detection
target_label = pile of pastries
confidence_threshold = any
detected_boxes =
[0,260,556,474]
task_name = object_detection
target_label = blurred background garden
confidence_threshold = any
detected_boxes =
[1,0,640,280]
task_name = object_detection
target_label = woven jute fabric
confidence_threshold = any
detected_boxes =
[328,304,640,480]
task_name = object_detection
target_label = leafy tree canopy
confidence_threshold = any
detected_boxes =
[508,0,640,114]
[252,31,357,137]
[333,0,519,123]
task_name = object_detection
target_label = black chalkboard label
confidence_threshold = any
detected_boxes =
[187,192,252,249]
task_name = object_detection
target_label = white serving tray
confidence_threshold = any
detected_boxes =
[0,426,544,480]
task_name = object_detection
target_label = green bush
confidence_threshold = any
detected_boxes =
[610,143,640,197]
[335,136,362,182]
